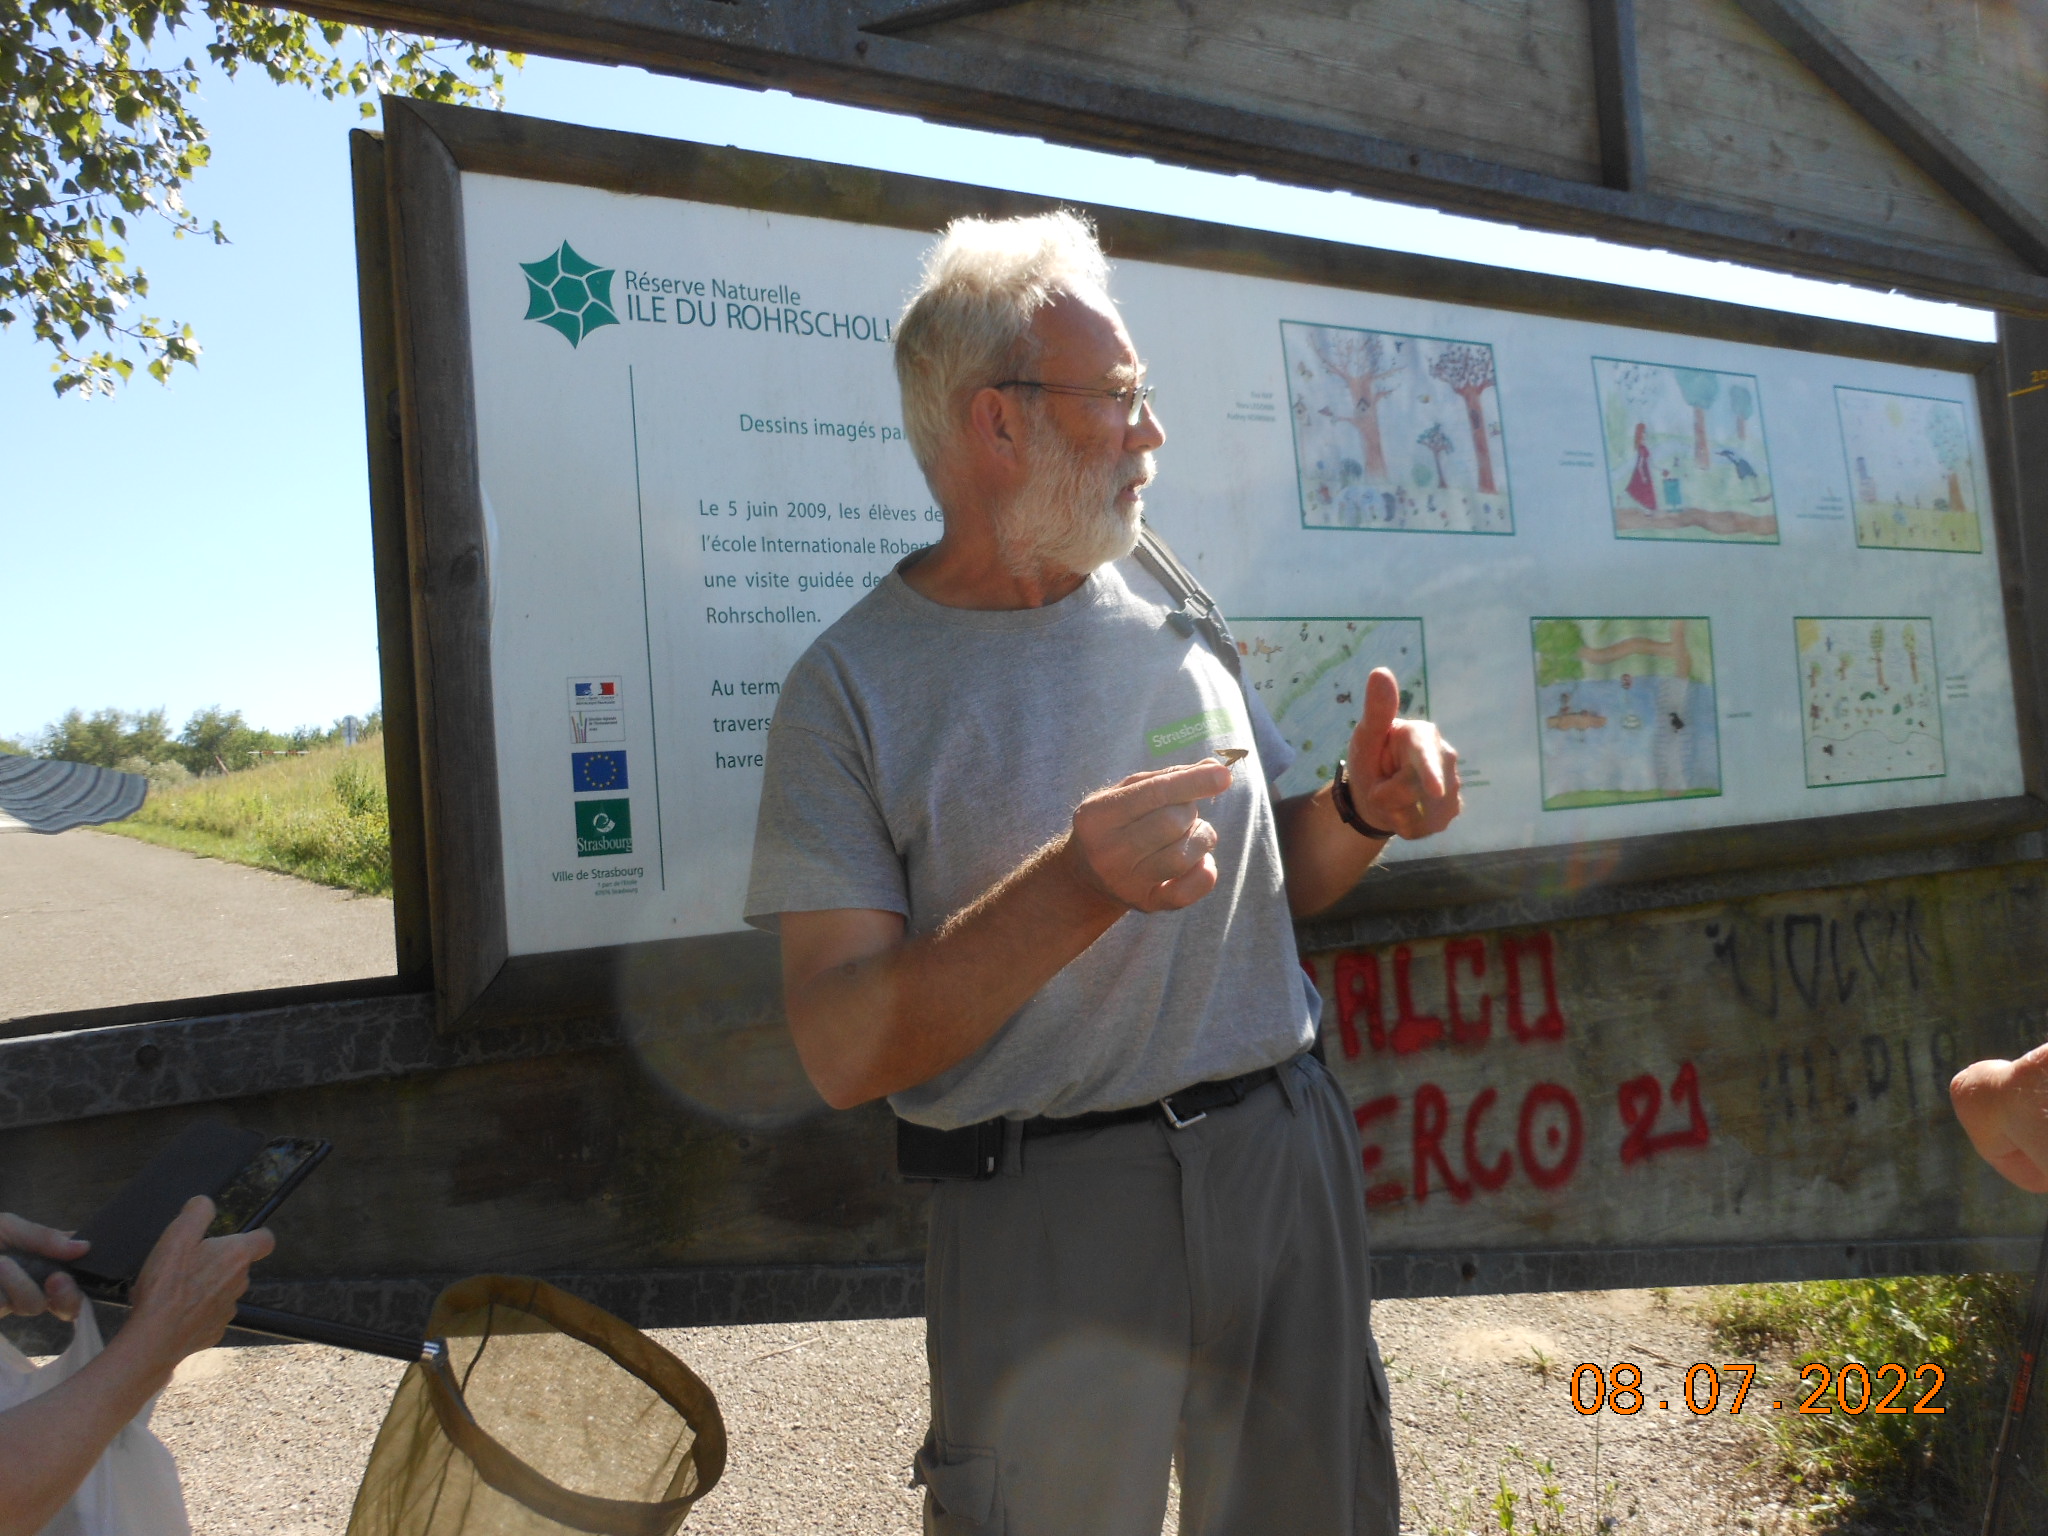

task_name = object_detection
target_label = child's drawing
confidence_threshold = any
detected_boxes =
[1836,388,1983,553]
[1231,617,1428,798]
[1532,617,1721,809]
[1594,358,1776,543]
[1283,321,1512,534]
[1796,617,1944,786]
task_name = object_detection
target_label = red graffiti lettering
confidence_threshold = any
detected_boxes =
[1502,932,1567,1043]
[1517,1082,1583,1189]
[1354,1095,1404,1208]
[1412,1083,1472,1204]
[1445,937,1492,1046]
[1462,1085,1512,1192]
[1617,1060,1712,1165]
[1390,945,1445,1054]
[1333,951,1384,1059]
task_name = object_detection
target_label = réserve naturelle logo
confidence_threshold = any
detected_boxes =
[521,241,619,347]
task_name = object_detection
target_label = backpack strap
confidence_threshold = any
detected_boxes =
[1131,522,1243,683]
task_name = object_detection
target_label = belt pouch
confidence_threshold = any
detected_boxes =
[896,1116,1004,1181]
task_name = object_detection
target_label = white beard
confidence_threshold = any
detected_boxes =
[994,416,1153,580]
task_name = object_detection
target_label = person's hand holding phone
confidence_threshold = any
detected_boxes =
[119,1197,274,1380]
[0,1215,88,1323]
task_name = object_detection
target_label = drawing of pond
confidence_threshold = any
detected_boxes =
[1532,617,1721,809]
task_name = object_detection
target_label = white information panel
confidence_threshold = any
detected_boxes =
[461,172,2023,958]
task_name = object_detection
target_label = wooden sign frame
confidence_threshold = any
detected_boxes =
[371,96,2048,1032]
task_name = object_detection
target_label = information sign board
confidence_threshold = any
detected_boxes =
[446,135,2028,975]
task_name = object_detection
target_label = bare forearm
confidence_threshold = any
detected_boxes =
[1275,785,1386,916]
[788,837,1125,1108]
[0,1325,177,1536]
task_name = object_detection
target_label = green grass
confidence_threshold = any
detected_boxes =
[102,740,394,896]
[1708,1275,2027,1531]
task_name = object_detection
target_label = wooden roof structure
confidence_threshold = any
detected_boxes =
[299,0,2048,314]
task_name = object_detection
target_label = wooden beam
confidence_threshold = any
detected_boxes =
[855,0,1040,37]
[1996,314,2048,791]
[9,1235,2037,1353]
[0,993,624,1133]
[383,100,511,1028]
[282,1,2048,313]
[350,128,434,985]
[1587,0,1646,193]
[1731,0,2048,275]
[1300,796,2048,954]
[0,974,423,1044]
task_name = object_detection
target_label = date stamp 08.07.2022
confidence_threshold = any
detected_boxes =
[1570,1362,1947,1417]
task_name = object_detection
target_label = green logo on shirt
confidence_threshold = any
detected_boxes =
[1147,708,1235,757]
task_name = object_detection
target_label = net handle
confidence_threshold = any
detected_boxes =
[418,1277,726,1536]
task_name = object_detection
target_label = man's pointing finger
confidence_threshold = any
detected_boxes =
[1107,760,1233,814]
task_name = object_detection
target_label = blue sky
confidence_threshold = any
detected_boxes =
[0,49,1994,747]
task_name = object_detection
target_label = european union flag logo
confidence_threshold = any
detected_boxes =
[572,750,628,794]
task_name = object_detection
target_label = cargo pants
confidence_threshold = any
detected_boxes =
[914,1053,1400,1536]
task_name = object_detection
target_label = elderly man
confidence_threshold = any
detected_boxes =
[746,211,1460,1535]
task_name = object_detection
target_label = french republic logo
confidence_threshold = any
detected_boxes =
[571,750,628,794]
[575,798,633,858]
[521,241,619,348]
[568,676,625,745]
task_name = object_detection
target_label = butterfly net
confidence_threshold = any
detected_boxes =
[345,1276,725,1536]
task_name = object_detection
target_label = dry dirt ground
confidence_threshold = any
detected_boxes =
[138,1287,1805,1536]
[11,830,1805,1531]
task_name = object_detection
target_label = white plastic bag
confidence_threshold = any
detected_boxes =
[0,1297,191,1536]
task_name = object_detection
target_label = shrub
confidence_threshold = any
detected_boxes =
[1709,1274,2027,1531]
[117,755,192,792]
[104,740,393,896]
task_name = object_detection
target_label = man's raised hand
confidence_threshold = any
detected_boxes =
[1066,760,1234,913]
[1348,666,1462,840]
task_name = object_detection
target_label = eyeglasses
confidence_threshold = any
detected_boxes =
[993,379,1157,426]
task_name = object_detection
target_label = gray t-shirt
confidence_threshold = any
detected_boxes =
[744,555,1317,1128]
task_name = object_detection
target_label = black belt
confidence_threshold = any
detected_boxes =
[1020,1062,1284,1139]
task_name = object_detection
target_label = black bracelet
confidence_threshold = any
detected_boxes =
[1332,759,1398,841]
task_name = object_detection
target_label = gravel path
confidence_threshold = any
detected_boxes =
[144,1289,1799,1535]
[0,827,394,1021]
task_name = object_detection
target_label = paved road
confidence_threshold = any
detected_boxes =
[0,828,394,1021]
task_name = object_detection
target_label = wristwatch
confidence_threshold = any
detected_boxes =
[1331,758,1398,841]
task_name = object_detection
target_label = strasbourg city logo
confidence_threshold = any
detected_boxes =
[520,241,619,348]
